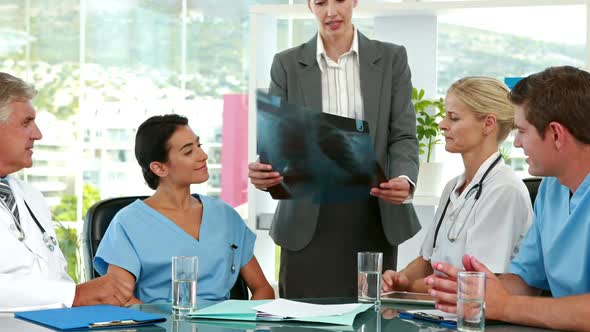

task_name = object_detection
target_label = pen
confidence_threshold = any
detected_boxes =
[414,312,444,320]
[89,319,137,328]
[230,243,238,273]
[399,311,457,328]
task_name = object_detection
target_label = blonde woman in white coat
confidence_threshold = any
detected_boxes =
[382,77,533,293]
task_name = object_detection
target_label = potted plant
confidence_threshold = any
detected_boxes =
[413,88,445,162]
[413,87,446,197]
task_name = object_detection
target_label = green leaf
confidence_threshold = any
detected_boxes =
[413,86,446,158]
[415,100,431,112]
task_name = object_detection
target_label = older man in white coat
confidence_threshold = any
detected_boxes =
[0,72,134,311]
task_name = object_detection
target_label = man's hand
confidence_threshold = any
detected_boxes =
[248,162,282,191]
[72,273,135,307]
[425,255,511,320]
[125,296,143,306]
[370,177,411,205]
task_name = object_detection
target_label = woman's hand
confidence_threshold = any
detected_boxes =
[371,177,412,205]
[382,270,409,293]
[248,162,282,191]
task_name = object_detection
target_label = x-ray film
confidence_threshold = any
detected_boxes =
[256,90,386,203]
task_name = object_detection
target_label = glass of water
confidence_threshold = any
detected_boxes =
[172,256,198,319]
[457,271,486,331]
[357,252,383,306]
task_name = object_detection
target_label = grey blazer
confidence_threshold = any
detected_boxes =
[268,31,421,251]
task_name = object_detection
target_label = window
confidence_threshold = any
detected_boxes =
[4,0,588,284]
[208,169,222,188]
[438,5,585,95]
[436,5,585,178]
[106,129,131,143]
[83,171,100,185]
[105,149,130,163]
[1,0,289,282]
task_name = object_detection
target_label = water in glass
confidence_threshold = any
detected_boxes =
[358,271,381,304]
[172,279,197,316]
[457,298,485,331]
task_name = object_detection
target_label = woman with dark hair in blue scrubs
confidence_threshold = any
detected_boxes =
[95,114,274,304]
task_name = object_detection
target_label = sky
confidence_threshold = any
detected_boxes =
[438,5,586,45]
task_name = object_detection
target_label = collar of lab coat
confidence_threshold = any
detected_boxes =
[447,152,504,215]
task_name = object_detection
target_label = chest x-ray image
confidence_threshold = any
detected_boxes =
[257,90,386,203]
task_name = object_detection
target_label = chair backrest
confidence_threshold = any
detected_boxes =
[522,177,551,296]
[81,195,249,300]
[522,177,542,208]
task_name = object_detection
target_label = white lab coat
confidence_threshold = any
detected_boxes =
[420,153,533,273]
[0,175,75,312]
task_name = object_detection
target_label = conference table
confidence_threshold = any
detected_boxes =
[0,298,553,331]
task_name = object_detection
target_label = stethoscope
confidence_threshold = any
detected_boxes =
[432,154,503,248]
[0,198,58,252]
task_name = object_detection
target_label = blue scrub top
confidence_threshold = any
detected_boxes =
[509,175,590,298]
[94,195,256,303]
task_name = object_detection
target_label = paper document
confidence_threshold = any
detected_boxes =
[188,299,372,326]
[253,299,362,318]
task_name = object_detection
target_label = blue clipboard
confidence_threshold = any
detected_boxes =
[15,304,166,330]
[398,311,457,329]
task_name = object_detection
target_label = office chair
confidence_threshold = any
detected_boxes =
[522,177,542,208]
[81,195,249,300]
[522,177,551,297]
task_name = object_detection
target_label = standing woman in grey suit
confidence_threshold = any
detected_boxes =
[248,0,420,298]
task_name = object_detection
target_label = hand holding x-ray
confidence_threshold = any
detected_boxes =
[256,90,386,202]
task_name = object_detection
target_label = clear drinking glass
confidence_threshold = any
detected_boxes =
[171,256,198,319]
[357,252,383,306]
[457,271,486,331]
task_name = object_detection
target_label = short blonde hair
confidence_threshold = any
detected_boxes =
[0,72,37,122]
[448,77,515,143]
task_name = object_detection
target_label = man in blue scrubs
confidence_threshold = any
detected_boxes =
[425,66,590,331]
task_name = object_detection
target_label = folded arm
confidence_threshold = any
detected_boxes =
[74,264,141,307]
[382,256,433,293]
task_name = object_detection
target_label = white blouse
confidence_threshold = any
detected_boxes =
[316,28,364,120]
[420,152,533,273]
